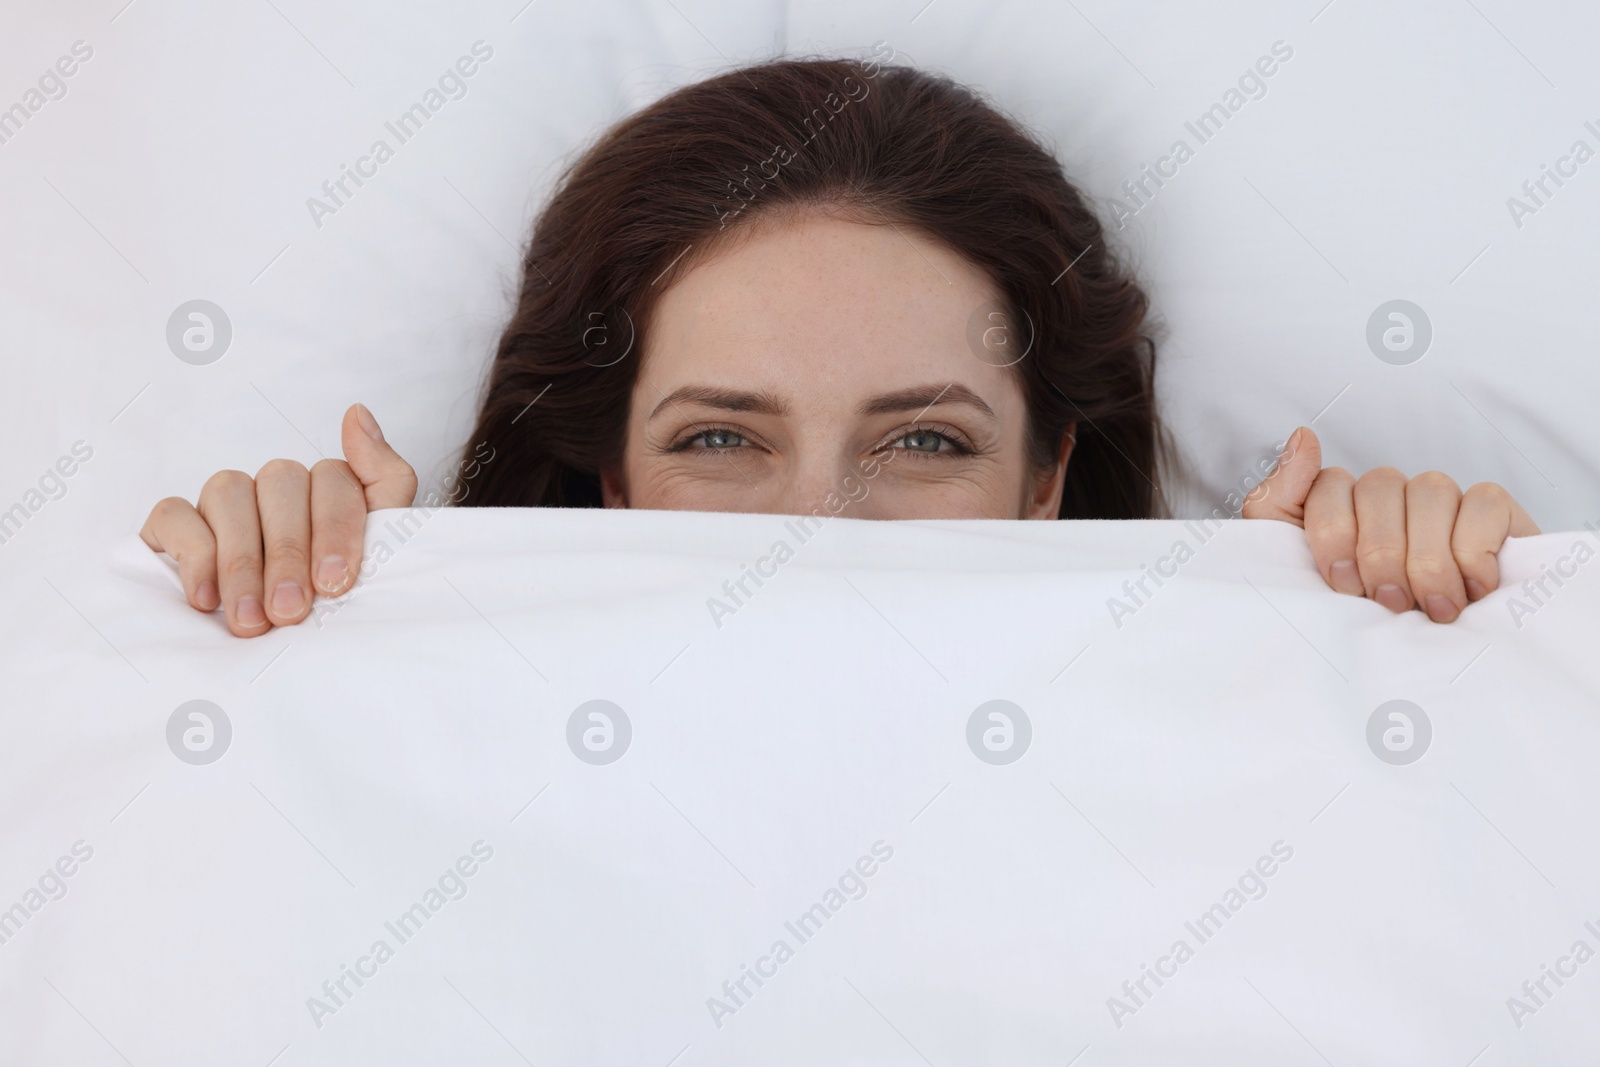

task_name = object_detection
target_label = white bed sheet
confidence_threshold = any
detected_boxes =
[2,508,1597,1065]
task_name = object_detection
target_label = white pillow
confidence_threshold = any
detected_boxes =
[1,0,1592,577]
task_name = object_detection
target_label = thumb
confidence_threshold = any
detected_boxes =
[1240,426,1322,525]
[341,403,418,510]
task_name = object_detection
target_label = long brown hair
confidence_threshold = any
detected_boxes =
[457,51,1168,518]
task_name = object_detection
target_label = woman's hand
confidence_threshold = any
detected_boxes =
[1242,426,1539,622]
[139,403,417,637]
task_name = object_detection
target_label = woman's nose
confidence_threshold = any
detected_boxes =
[772,453,876,519]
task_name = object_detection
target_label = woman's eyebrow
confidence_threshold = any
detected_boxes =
[858,383,996,419]
[649,385,790,421]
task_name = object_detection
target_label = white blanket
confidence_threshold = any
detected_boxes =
[3,508,1598,1066]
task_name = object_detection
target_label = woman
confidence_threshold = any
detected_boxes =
[139,53,1538,637]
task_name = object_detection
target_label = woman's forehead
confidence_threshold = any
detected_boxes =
[641,212,1013,399]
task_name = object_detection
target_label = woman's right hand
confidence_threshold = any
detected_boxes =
[139,403,418,637]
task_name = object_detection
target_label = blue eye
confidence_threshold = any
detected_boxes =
[893,429,957,454]
[682,428,745,450]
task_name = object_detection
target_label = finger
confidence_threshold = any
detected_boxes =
[341,403,418,510]
[1240,426,1322,524]
[1353,466,1412,613]
[1452,482,1542,601]
[1403,472,1466,623]
[256,459,313,625]
[310,458,367,596]
[1300,467,1363,595]
[139,497,220,612]
[197,470,270,637]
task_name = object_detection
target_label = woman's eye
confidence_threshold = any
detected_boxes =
[685,428,745,450]
[893,429,957,454]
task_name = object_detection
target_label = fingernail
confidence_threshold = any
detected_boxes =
[316,556,348,594]
[272,580,305,617]
[1465,578,1488,601]
[1424,593,1460,623]
[355,403,384,442]
[196,579,219,611]
[236,595,267,628]
[1375,583,1409,613]
[1329,559,1363,595]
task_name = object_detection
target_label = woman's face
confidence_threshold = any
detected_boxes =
[600,211,1073,520]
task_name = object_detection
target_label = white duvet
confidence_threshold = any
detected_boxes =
[3,507,1598,1065]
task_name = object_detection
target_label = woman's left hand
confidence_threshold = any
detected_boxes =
[1241,426,1540,622]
